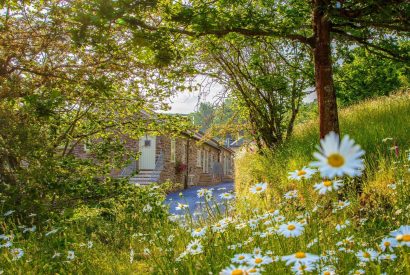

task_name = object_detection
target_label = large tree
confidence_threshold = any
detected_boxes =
[85,0,409,138]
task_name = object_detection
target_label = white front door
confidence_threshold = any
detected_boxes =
[139,136,156,170]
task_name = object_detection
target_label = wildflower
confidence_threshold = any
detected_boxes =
[175,203,189,211]
[52,252,61,259]
[335,220,350,231]
[197,188,213,199]
[220,192,235,200]
[284,190,298,199]
[379,253,397,261]
[282,252,320,265]
[220,265,249,275]
[3,210,15,217]
[212,220,228,233]
[67,250,75,261]
[143,248,151,255]
[246,267,262,275]
[291,262,316,274]
[186,239,203,255]
[274,216,285,224]
[253,247,263,255]
[278,221,305,237]
[142,204,153,212]
[307,239,318,248]
[333,200,350,211]
[379,237,398,252]
[45,228,59,236]
[232,253,251,264]
[311,132,365,178]
[87,241,93,249]
[10,248,24,260]
[191,227,207,238]
[390,225,410,246]
[250,182,267,194]
[0,235,12,248]
[130,249,134,264]
[321,266,336,275]
[314,179,344,195]
[356,249,378,262]
[247,255,273,266]
[387,183,397,190]
[288,167,316,181]
[23,225,36,233]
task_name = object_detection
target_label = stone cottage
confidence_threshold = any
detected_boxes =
[73,131,235,189]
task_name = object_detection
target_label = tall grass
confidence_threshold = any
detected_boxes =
[235,92,410,199]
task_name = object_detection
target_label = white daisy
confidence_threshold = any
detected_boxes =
[247,255,273,266]
[23,225,36,233]
[284,190,298,199]
[291,262,316,274]
[186,239,203,255]
[314,179,344,195]
[390,225,410,247]
[191,227,207,238]
[175,203,189,211]
[335,220,350,231]
[350,269,365,275]
[278,221,305,238]
[197,188,213,199]
[67,250,75,260]
[246,267,262,275]
[379,237,398,252]
[333,200,350,211]
[212,220,228,233]
[379,253,397,261]
[87,241,93,249]
[232,253,252,264]
[45,228,59,236]
[356,249,378,262]
[310,132,365,179]
[219,192,235,200]
[3,210,15,217]
[321,266,336,275]
[10,248,24,260]
[288,167,316,181]
[220,265,250,275]
[282,252,320,265]
[250,182,267,194]
[142,204,152,212]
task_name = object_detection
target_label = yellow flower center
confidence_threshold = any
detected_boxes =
[248,268,257,273]
[363,252,371,258]
[287,224,296,231]
[295,252,306,259]
[255,258,263,264]
[324,272,331,275]
[297,170,306,176]
[231,270,244,275]
[327,153,345,167]
[384,241,391,247]
[323,180,332,187]
[195,228,202,232]
[268,209,275,213]
[238,255,245,260]
[338,201,345,206]
[399,234,410,242]
[256,186,262,191]
[298,265,307,270]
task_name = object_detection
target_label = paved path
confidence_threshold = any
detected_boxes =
[166,181,234,215]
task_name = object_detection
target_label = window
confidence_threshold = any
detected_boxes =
[170,138,176,163]
[196,149,202,167]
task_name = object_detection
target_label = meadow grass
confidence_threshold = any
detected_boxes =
[1,93,410,274]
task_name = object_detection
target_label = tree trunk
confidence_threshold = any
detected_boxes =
[313,0,340,138]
